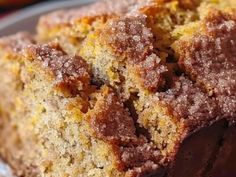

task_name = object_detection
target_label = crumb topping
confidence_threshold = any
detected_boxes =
[176,10,236,120]
[155,77,219,129]
[103,16,168,91]
[26,43,91,91]
[121,142,161,168]
[104,16,153,62]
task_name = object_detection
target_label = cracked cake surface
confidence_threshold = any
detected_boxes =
[0,0,236,177]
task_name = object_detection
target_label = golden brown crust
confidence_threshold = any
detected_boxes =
[89,86,136,143]
[38,0,145,30]
[156,0,201,10]
[167,119,228,177]
[88,86,162,174]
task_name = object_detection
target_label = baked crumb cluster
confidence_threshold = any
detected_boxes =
[0,0,236,177]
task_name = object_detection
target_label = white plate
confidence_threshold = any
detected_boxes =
[0,0,95,176]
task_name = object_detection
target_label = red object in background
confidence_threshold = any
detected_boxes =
[0,0,38,8]
[0,0,42,19]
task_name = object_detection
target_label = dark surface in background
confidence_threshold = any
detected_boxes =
[0,0,50,10]
[0,0,37,9]
[0,0,59,18]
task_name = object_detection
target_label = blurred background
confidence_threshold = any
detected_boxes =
[0,0,93,36]
[0,0,63,18]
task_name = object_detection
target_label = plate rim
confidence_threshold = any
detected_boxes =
[0,0,96,36]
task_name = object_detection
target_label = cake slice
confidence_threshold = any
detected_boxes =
[0,32,38,177]
[0,33,164,177]
[0,0,236,177]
